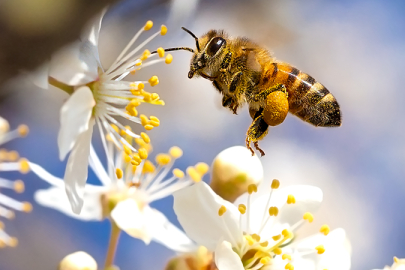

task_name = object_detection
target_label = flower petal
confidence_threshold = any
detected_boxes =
[294,228,351,270]
[111,198,151,244]
[49,41,99,86]
[80,8,106,48]
[64,120,94,214]
[173,181,241,251]
[249,185,323,234]
[214,240,244,270]
[34,186,102,221]
[58,86,95,160]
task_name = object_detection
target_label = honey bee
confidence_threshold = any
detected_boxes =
[153,28,341,156]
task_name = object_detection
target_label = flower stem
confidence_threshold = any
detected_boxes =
[48,76,74,95]
[104,220,121,270]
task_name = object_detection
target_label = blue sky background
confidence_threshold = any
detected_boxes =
[0,0,405,269]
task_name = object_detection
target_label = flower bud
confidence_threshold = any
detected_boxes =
[210,146,263,202]
[165,246,213,270]
[59,251,97,270]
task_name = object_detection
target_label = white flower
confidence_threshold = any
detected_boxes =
[29,137,206,252]
[44,10,173,214]
[173,181,351,270]
[0,117,32,247]
[373,257,405,270]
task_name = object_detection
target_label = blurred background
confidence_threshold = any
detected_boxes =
[0,0,404,269]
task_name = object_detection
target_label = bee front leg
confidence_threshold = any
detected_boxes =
[246,114,269,156]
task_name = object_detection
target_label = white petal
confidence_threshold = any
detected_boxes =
[147,208,197,252]
[28,63,49,89]
[58,86,95,160]
[111,199,151,244]
[249,185,323,233]
[34,187,102,221]
[173,181,241,251]
[80,9,106,48]
[49,42,99,86]
[64,121,94,214]
[295,228,351,270]
[214,240,244,270]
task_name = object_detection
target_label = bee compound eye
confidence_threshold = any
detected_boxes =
[207,37,226,57]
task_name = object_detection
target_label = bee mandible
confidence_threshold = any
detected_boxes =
[152,28,341,156]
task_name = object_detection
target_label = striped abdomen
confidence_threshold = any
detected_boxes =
[261,62,341,127]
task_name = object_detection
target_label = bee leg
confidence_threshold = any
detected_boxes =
[246,114,269,156]
[220,51,233,72]
[229,71,243,94]
[222,95,239,115]
[252,83,287,102]
[212,80,222,94]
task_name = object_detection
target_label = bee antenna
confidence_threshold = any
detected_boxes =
[181,27,200,52]
[151,47,195,54]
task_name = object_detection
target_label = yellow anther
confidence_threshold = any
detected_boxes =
[260,241,268,247]
[169,146,183,158]
[271,179,280,189]
[160,25,167,35]
[218,205,227,216]
[260,257,271,265]
[110,124,119,133]
[138,148,148,160]
[142,160,155,174]
[149,120,160,127]
[130,70,136,75]
[8,237,18,247]
[282,229,293,239]
[123,154,132,163]
[130,160,140,166]
[140,132,150,144]
[186,167,201,182]
[148,76,159,86]
[285,262,294,270]
[156,100,165,105]
[144,20,153,31]
[144,124,154,130]
[315,245,325,254]
[150,116,160,124]
[7,151,19,161]
[143,92,152,102]
[151,93,160,101]
[195,162,209,175]
[238,204,246,214]
[14,180,24,193]
[248,184,257,194]
[157,47,165,58]
[274,248,282,255]
[140,114,149,126]
[129,99,142,107]
[244,235,255,246]
[140,49,151,61]
[126,107,138,117]
[320,224,330,236]
[287,194,296,204]
[123,145,132,156]
[165,54,173,64]
[135,61,142,66]
[269,206,279,216]
[303,212,314,223]
[252,234,261,242]
[282,254,292,261]
[116,168,123,179]
[272,234,281,241]
[17,125,29,137]
[173,168,184,178]
[19,158,29,174]
[156,153,171,166]
[22,202,32,213]
[137,82,145,90]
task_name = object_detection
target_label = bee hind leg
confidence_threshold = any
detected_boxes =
[246,114,269,156]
